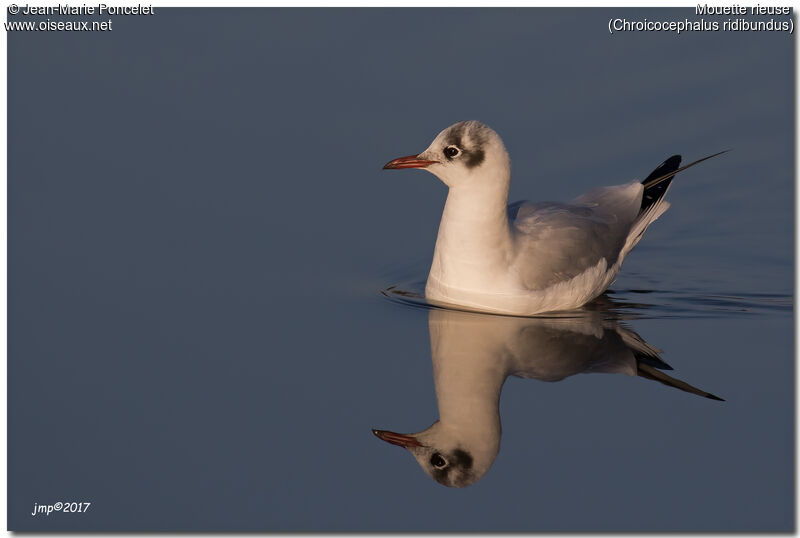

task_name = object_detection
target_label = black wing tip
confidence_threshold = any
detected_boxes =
[639,149,730,214]
[637,363,725,402]
[635,353,673,371]
[640,154,682,213]
[642,154,682,184]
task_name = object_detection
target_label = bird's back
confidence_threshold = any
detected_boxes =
[509,181,644,290]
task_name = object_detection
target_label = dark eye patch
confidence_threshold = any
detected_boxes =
[429,448,476,487]
[445,122,486,169]
[464,148,485,169]
[451,449,473,470]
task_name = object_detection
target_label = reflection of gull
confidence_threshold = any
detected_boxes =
[373,308,722,488]
[383,121,724,315]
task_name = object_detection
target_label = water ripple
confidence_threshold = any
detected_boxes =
[381,280,791,320]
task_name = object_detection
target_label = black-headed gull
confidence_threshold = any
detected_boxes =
[373,306,722,487]
[384,121,724,315]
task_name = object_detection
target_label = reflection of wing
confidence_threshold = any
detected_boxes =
[508,182,643,289]
[617,325,671,370]
[638,363,724,401]
[502,314,723,400]
[507,316,648,382]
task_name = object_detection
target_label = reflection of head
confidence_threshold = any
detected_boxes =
[375,420,499,488]
[374,307,722,488]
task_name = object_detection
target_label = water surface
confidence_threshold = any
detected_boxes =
[7,7,793,532]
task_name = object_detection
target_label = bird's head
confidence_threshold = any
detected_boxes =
[372,420,499,488]
[383,121,510,188]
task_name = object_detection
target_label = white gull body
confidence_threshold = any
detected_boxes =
[384,121,694,316]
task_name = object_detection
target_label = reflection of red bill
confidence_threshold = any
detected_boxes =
[372,429,422,448]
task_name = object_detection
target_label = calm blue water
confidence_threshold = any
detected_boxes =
[8,7,793,531]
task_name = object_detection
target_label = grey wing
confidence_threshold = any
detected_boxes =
[508,201,630,289]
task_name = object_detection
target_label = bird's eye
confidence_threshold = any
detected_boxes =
[444,146,460,159]
[430,453,447,468]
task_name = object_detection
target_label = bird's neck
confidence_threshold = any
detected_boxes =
[429,313,510,439]
[433,353,506,432]
[428,177,514,292]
